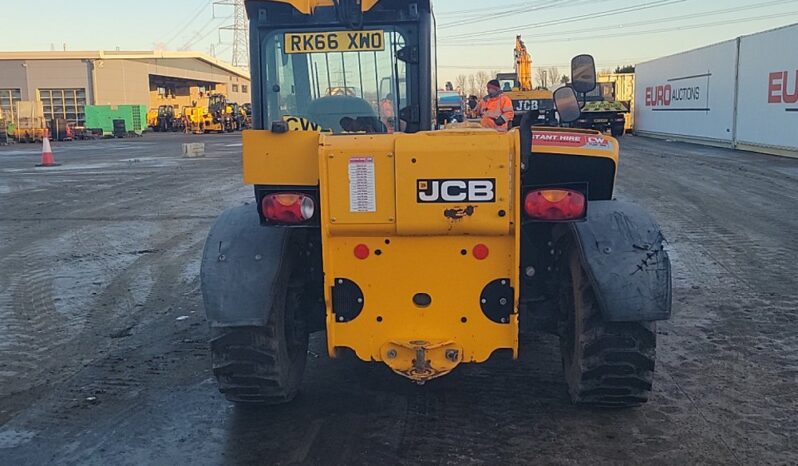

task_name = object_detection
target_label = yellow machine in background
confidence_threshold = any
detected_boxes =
[202,0,671,409]
[146,108,158,129]
[11,100,49,142]
[496,36,556,126]
[183,94,235,134]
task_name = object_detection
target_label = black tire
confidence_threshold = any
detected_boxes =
[611,124,625,137]
[210,250,309,404]
[559,250,656,408]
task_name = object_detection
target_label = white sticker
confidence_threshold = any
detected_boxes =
[348,156,376,212]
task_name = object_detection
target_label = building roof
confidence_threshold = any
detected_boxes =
[0,50,250,80]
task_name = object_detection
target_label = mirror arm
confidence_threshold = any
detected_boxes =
[520,110,533,172]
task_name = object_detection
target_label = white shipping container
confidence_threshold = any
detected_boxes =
[735,24,798,152]
[634,40,738,144]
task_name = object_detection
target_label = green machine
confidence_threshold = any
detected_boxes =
[84,105,148,137]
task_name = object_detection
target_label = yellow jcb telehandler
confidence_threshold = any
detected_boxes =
[201,0,672,408]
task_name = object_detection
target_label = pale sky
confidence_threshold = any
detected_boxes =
[2,0,797,84]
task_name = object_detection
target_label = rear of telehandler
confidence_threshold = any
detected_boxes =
[201,0,671,408]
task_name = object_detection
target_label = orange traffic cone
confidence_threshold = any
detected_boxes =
[36,135,60,167]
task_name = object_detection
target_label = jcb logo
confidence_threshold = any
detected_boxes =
[513,99,539,111]
[417,179,495,203]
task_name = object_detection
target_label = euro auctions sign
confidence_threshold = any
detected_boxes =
[767,70,798,104]
[644,74,710,111]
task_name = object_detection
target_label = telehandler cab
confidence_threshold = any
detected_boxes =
[201,0,672,408]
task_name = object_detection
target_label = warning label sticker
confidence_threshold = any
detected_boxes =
[348,157,376,212]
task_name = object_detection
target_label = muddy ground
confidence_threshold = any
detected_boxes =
[0,133,795,465]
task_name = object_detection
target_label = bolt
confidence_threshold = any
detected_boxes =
[603,247,613,254]
[337,279,344,284]
[218,254,226,262]
[331,217,337,223]
[254,254,262,261]
[338,315,345,322]
[550,249,555,255]
[387,349,397,359]
[501,279,507,285]
[499,297,508,305]
[387,152,394,158]
[445,349,459,362]
[525,266,536,277]
[501,317,508,323]
[357,297,363,304]
[481,298,487,304]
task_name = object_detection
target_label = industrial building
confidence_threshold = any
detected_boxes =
[0,50,250,126]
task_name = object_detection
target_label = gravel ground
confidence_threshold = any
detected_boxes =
[0,133,795,465]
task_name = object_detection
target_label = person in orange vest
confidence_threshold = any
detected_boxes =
[379,93,396,133]
[479,79,514,132]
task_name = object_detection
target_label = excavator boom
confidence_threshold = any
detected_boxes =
[515,35,533,91]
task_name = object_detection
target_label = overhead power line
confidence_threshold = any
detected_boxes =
[443,0,798,45]
[180,15,227,51]
[442,0,688,40]
[527,10,798,43]
[165,0,213,47]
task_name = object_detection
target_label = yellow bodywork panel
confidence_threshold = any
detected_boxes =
[394,131,514,236]
[316,130,521,381]
[263,0,380,14]
[242,129,321,186]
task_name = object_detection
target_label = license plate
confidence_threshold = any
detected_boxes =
[285,30,385,54]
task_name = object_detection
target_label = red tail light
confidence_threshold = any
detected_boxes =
[261,193,315,223]
[524,189,586,220]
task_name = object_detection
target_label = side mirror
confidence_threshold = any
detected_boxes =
[553,87,581,123]
[570,54,597,94]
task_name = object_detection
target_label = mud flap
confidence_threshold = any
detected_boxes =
[568,200,671,322]
[201,204,291,328]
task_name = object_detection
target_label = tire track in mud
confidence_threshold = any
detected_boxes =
[615,137,798,464]
[0,224,208,400]
[0,231,210,454]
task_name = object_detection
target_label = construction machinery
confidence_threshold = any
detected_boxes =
[186,93,236,133]
[0,108,8,145]
[202,0,671,408]
[597,72,635,132]
[229,102,252,131]
[146,108,159,130]
[11,101,49,142]
[151,105,185,132]
[436,90,465,125]
[495,36,556,127]
[572,81,629,136]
